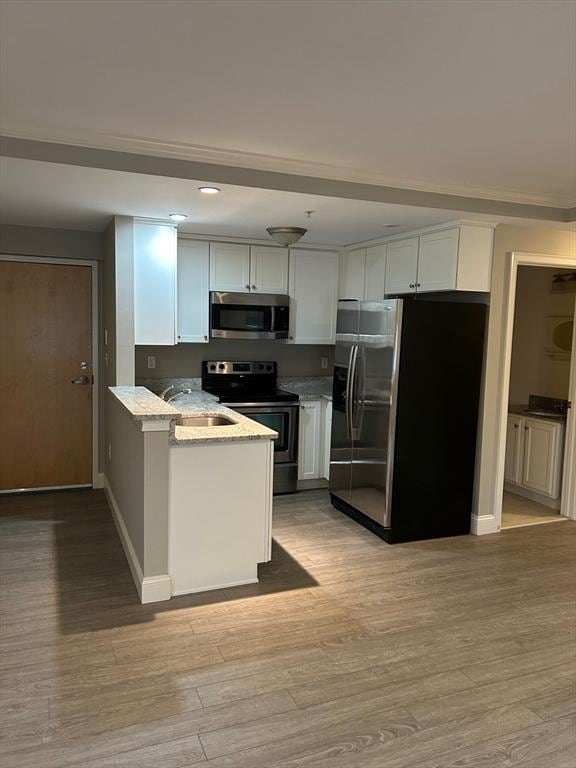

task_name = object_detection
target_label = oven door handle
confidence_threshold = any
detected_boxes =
[221,402,299,408]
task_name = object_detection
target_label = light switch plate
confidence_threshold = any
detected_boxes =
[147,355,156,369]
[321,357,328,369]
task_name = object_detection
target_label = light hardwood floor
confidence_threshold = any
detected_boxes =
[0,489,575,767]
[502,491,568,529]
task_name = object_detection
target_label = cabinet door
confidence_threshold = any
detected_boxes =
[209,243,250,292]
[384,237,419,295]
[522,419,563,498]
[134,221,177,345]
[504,415,524,485]
[417,229,459,292]
[289,249,339,344]
[249,246,289,294]
[177,241,210,343]
[298,400,322,480]
[339,248,366,300]
[364,244,387,300]
[322,400,333,480]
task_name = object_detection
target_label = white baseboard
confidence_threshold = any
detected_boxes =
[172,577,258,597]
[471,514,500,535]
[141,575,173,603]
[103,476,171,604]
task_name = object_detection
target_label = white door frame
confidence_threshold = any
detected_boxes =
[0,254,101,489]
[492,251,576,528]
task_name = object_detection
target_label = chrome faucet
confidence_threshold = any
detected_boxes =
[165,388,193,403]
[159,384,176,401]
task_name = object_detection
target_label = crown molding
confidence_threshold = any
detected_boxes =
[1,134,572,223]
[2,126,574,210]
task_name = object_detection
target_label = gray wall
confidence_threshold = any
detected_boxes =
[0,223,104,261]
[105,393,169,579]
[135,340,334,379]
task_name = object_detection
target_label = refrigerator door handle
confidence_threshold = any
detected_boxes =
[346,345,358,439]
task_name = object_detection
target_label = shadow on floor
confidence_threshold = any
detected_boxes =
[0,488,318,636]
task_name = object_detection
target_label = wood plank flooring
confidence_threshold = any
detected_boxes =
[502,491,568,529]
[1,489,575,767]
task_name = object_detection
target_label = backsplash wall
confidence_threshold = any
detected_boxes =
[135,341,335,379]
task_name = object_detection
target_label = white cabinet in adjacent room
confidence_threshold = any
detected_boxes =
[504,414,524,485]
[504,412,565,504]
[289,249,339,344]
[134,221,177,345]
[249,246,289,294]
[522,418,564,498]
[177,240,210,343]
[209,243,251,292]
[298,400,322,480]
[385,237,419,295]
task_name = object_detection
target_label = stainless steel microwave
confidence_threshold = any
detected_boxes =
[210,292,290,340]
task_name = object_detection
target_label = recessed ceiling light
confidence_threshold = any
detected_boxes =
[169,213,187,222]
[198,186,221,194]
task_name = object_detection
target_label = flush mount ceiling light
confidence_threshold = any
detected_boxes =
[169,213,187,222]
[198,186,221,194]
[266,226,308,246]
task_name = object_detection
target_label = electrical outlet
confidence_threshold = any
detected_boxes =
[104,352,108,368]
[321,357,328,369]
[147,355,156,370]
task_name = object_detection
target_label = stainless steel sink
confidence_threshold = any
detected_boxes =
[177,415,235,427]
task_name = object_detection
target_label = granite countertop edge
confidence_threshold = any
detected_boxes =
[278,376,333,402]
[109,386,277,443]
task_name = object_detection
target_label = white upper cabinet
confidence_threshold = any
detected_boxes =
[385,237,419,295]
[364,244,387,300]
[249,246,289,294]
[134,221,177,346]
[339,248,366,300]
[177,240,210,343]
[382,225,494,296]
[339,244,386,300]
[209,243,251,292]
[289,249,339,344]
[418,229,459,292]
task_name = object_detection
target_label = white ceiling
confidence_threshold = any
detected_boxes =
[0,0,574,208]
[0,158,476,245]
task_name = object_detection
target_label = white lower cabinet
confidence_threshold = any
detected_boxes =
[298,400,322,480]
[504,413,565,501]
[177,241,210,343]
[298,399,332,483]
[322,400,333,480]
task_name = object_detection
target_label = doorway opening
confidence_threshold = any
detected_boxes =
[501,265,575,529]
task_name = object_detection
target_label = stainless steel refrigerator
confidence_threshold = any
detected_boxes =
[330,297,486,543]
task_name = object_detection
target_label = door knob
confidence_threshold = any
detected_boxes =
[409,283,415,289]
[245,284,250,290]
[71,375,90,385]
[252,285,257,290]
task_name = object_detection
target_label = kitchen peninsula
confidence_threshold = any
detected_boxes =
[104,386,276,603]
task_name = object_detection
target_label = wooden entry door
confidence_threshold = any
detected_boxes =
[0,260,93,491]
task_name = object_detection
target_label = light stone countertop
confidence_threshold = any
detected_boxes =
[279,376,333,401]
[109,386,277,444]
[169,392,277,445]
[110,386,180,420]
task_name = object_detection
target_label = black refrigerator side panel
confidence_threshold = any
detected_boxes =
[390,300,487,542]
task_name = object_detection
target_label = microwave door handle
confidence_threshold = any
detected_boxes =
[269,305,276,332]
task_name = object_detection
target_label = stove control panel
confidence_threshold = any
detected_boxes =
[204,361,276,375]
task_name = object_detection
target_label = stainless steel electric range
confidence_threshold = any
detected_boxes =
[202,361,299,494]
